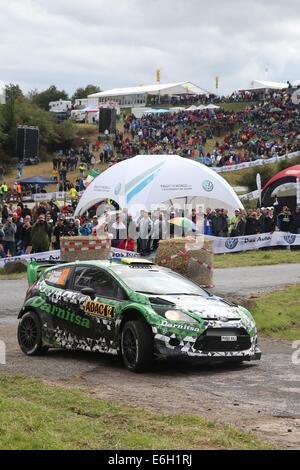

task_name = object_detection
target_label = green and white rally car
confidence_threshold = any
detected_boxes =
[18,258,261,372]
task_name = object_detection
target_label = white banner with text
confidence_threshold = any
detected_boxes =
[212,151,300,174]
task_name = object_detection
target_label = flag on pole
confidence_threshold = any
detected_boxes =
[256,173,262,206]
[156,68,161,83]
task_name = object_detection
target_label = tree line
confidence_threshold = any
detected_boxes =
[0,83,100,166]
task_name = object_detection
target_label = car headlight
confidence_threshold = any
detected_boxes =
[164,310,198,323]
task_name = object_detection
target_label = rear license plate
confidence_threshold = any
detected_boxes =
[221,336,237,342]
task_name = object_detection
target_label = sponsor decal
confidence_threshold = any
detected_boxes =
[84,300,114,318]
[225,238,239,250]
[284,234,296,245]
[160,320,200,333]
[30,297,90,329]
[202,180,214,192]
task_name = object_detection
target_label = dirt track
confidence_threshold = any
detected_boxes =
[0,266,300,449]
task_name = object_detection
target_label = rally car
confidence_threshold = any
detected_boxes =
[17,258,261,372]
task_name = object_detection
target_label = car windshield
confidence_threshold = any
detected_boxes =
[111,266,209,297]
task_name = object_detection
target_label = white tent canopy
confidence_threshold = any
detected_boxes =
[238,80,288,92]
[88,82,210,99]
[75,155,243,218]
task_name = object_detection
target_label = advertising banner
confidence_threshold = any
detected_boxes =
[212,151,300,174]
[206,232,300,253]
[0,247,140,268]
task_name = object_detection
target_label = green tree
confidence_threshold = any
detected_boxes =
[72,84,101,101]
[5,83,24,102]
[31,85,69,111]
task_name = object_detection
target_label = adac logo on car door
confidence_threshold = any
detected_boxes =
[84,300,114,318]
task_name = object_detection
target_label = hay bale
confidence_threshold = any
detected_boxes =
[60,236,111,262]
[4,260,27,274]
[155,237,214,287]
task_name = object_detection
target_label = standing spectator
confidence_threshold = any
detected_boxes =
[261,208,276,233]
[111,214,127,248]
[1,203,9,223]
[0,224,6,258]
[277,206,292,232]
[31,214,51,253]
[79,216,93,236]
[17,161,24,177]
[2,217,17,256]
[52,216,66,249]
[63,219,79,237]
[69,185,78,201]
[235,212,247,236]
[137,211,153,256]
[79,162,86,178]
[290,207,300,234]
[229,209,240,235]
[211,209,226,237]
[204,208,213,235]
[152,212,168,250]
[19,216,32,254]
[221,208,229,237]
[245,210,260,235]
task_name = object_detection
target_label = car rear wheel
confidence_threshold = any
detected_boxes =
[18,311,48,356]
[121,321,153,372]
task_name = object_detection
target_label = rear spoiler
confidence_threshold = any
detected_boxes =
[27,260,68,286]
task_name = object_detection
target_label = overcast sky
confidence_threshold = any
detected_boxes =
[1,0,300,96]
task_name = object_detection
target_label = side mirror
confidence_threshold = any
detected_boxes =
[81,287,96,300]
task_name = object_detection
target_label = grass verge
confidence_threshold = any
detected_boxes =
[214,249,300,269]
[250,285,300,340]
[0,375,272,450]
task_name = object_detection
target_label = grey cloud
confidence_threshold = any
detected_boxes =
[0,0,300,95]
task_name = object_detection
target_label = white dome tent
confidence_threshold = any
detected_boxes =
[75,155,243,217]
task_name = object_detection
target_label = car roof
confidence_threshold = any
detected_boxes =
[44,258,157,272]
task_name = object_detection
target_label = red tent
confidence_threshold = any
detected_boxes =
[262,164,300,208]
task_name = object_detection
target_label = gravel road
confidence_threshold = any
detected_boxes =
[0,264,300,449]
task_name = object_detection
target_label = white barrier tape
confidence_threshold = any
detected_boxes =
[211,151,300,174]
[1,232,298,266]
[0,247,140,267]
[239,189,260,201]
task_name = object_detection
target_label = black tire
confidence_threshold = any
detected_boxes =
[17,311,48,356]
[121,321,153,372]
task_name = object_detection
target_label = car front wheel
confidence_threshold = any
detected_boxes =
[18,311,48,356]
[121,321,153,372]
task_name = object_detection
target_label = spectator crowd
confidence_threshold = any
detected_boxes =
[1,200,299,259]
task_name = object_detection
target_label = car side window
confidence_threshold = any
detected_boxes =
[72,267,123,299]
[44,266,71,288]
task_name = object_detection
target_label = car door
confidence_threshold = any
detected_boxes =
[41,265,85,345]
[70,266,127,354]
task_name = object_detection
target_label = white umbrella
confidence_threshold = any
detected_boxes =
[75,154,243,217]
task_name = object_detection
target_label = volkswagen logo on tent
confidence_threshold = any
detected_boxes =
[284,234,296,245]
[114,182,122,196]
[225,238,239,250]
[202,180,214,192]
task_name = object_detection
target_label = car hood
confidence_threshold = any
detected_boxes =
[152,294,242,321]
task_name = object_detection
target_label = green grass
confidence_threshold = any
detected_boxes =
[0,375,271,450]
[214,249,300,269]
[0,272,26,280]
[219,102,258,112]
[251,285,300,340]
